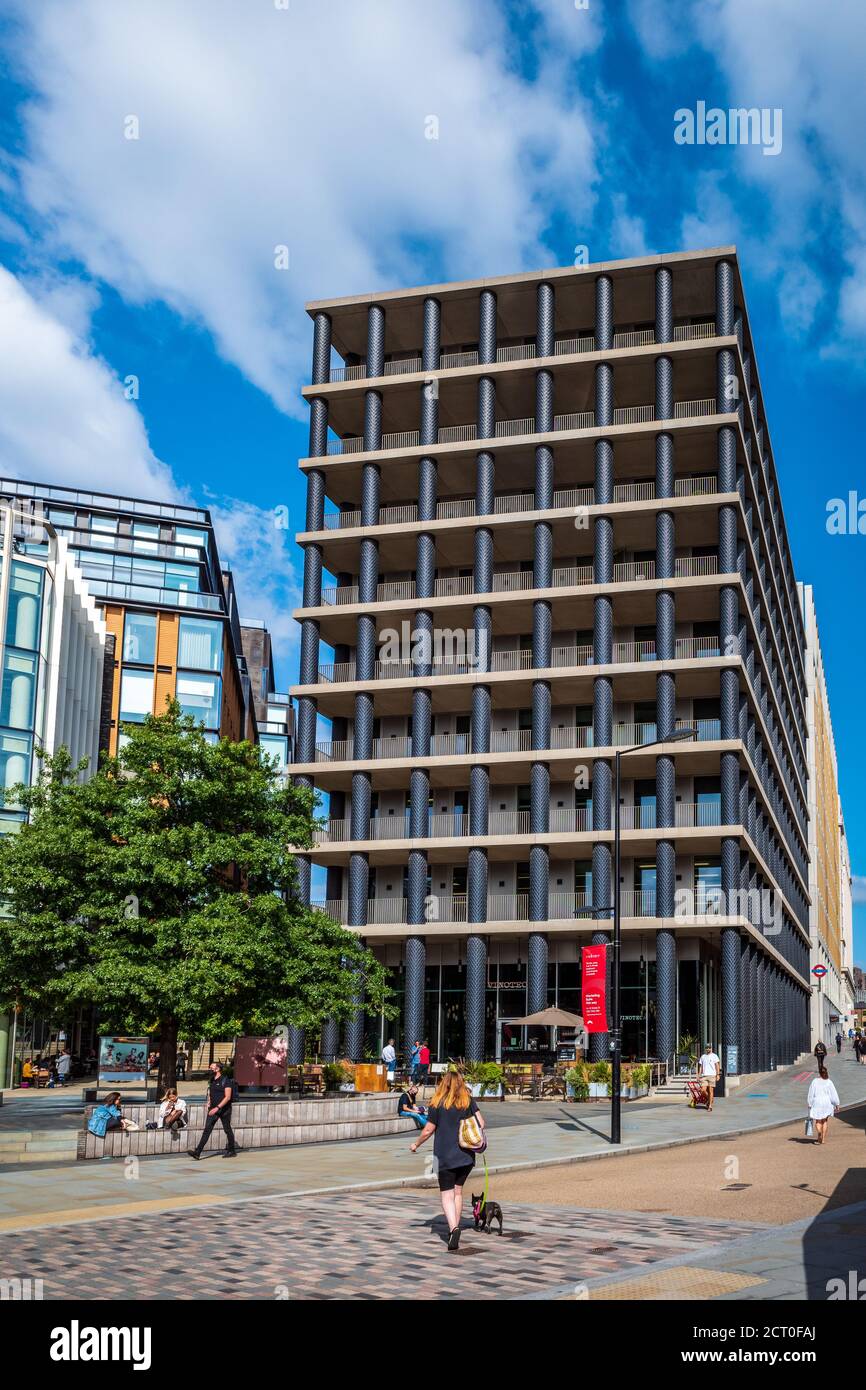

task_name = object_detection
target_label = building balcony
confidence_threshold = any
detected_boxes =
[310,884,745,930]
[310,475,719,534]
[311,801,724,846]
[310,634,723,687]
[306,719,723,766]
[316,554,719,609]
[322,398,719,458]
[323,321,718,385]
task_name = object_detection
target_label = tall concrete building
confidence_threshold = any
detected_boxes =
[292,247,813,1078]
[799,583,855,1042]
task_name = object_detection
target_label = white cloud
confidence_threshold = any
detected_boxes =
[609,195,651,259]
[9,0,602,417]
[0,264,175,499]
[852,875,866,906]
[641,0,866,345]
[209,495,302,676]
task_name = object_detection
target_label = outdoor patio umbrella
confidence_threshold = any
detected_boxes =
[512,1007,584,1028]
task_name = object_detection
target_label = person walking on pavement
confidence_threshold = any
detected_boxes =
[188,1061,237,1159]
[409,1065,487,1252]
[56,1048,72,1087]
[807,1065,840,1145]
[814,1039,828,1070]
[409,1040,422,1083]
[696,1042,721,1112]
[835,1032,843,1055]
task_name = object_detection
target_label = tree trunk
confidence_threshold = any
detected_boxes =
[157,1016,178,1093]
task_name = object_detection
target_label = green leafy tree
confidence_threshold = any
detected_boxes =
[0,702,390,1091]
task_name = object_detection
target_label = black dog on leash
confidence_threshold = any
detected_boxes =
[471,1193,504,1234]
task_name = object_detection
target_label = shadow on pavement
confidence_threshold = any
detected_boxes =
[802,1173,866,1301]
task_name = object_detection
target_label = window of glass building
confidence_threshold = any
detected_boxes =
[0,729,32,806]
[175,527,208,556]
[123,611,157,665]
[47,508,75,528]
[132,522,160,554]
[119,669,154,724]
[178,617,223,671]
[90,514,118,548]
[0,651,38,731]
[165,562,197,592]
[176,672,222,730]
[8,563,43,652]
[259,733,288,772]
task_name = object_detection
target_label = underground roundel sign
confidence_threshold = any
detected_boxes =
[812,965,828,978]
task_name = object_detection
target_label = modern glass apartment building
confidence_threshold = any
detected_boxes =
[0,501,106,829]
[0,502,107,1086]
[0,479,255,752]
[292,248,814,1079]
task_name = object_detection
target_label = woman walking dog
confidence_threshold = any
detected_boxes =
[410,1065,487,1252]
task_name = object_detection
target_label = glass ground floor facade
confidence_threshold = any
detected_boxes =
[356,936,720,1066]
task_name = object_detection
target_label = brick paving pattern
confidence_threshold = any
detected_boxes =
[0,1191,766,1300]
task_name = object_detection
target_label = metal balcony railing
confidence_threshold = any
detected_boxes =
[326,323,717,383]
[312,798,728,845]
[316,554,719,607]
[317,474,719,531]
[311,891,598,926]
[324,400,723,456]
[312,634,726,684]
[304,718,722,764]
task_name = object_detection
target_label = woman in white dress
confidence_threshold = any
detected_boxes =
[807,1066,840,1145]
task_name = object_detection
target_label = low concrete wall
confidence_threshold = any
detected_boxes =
[78,1094,415,1160]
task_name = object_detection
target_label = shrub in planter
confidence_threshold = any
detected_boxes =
[565,1066,590,1101]
[464,1061,504,1096]
[323,1062,355,1092]
[588,1060,612,1098]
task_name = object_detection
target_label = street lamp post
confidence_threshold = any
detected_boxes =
[610,726,696,1144]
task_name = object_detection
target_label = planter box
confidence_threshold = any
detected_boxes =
[588,1082,610,1099]
[565,1083,588,1100]
[468,1083,503,1099]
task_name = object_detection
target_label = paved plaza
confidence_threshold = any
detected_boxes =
[1,1055,864,1300]
[0,1189,768,1300]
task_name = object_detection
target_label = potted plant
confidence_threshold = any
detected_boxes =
[464,1061,504,1098]
[676,1033,698,1076]
[588,1061,611,1099]
[565,1064,589,1101]
[323,1061,355,1094]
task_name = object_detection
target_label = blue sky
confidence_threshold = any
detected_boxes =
[0,0,863,961]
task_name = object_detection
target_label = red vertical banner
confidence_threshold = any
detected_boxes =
[581,944,609,1033]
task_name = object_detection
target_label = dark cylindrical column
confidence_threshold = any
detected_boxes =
[655,928,677,1063]
[287,1026,305,1066]
[655,266,673,345]
[721,926,741,1078]
[527,931,548,1013]
[465,934,487,1060]
[404,935,426,1052]
[715,259,735,337]
[343,961,365,1061]
[321,1017,340,1061]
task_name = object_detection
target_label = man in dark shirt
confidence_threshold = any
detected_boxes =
[188,1062,237,1159]
[397,1083,427,1129]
